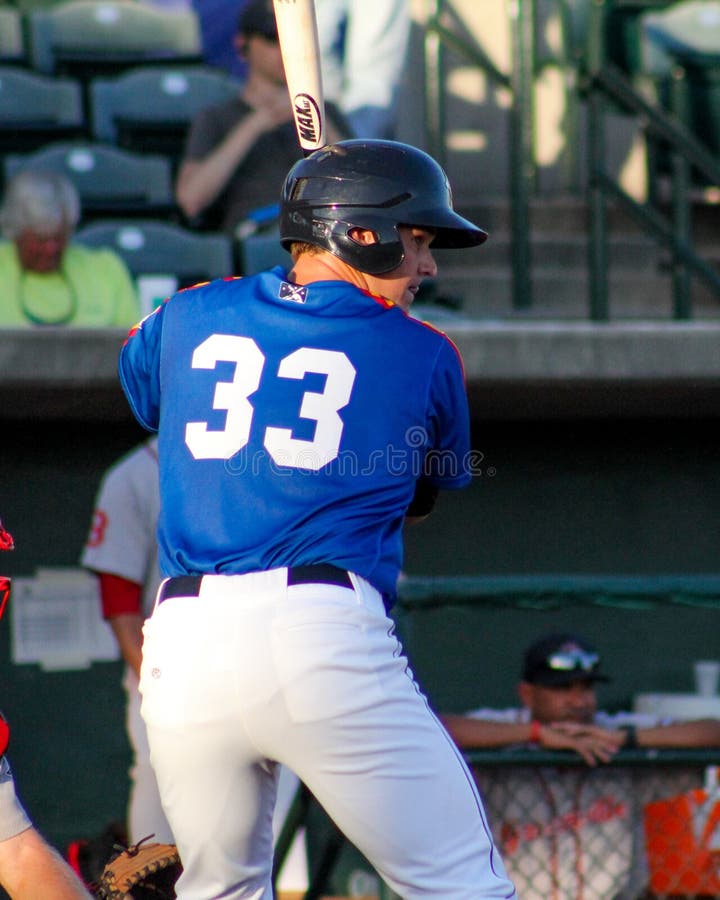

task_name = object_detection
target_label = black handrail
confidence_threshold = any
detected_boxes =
[422,0,719,320]
[583,0,720,319]
[423,0,534,311]
[396,573,720,610]
[466,746,720,767]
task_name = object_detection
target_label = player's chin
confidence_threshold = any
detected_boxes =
[399,286,418,311]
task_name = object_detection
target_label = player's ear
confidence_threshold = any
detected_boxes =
[348,227,379,246]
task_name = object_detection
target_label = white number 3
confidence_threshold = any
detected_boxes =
[185,335,357,470]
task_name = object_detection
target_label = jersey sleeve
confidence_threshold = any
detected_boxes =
[425,336,472,489]
[97,573,143,619]
[118,304,165,431]
[0,756,32,842]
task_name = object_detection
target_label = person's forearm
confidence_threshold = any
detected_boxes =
[0,827,91,899]
[109,614,144,679]
[441,714,536,749]
[637,718,720,748]
[176,114,269,218]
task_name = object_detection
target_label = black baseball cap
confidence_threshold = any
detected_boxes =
[237,0,278,39]
[522,633,610,686]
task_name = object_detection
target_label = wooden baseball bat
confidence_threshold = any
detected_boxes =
[272,0,326,155]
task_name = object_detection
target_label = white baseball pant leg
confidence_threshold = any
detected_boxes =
[124,667,174,844]
[140,569,517,900]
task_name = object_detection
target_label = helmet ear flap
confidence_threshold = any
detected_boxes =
[326,218,405,274]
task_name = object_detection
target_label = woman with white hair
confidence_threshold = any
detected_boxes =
[0,170,138,327]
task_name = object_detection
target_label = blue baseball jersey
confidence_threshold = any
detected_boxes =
[119,267,471,602]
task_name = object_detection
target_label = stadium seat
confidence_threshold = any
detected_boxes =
[237,232,292,276]
[11,0,79,9]
[3,142,175,221]
[642,0,720,154]
[0,9,25,66]
[88,64,239,169]
[0,66,86,158]
[26,0,202,78]
[75,217,234,288]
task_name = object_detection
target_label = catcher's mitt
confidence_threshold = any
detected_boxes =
[94,837,181,899]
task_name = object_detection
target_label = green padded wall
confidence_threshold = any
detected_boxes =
[1,415,719,864]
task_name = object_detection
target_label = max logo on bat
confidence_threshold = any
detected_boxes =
[293,93,322,145]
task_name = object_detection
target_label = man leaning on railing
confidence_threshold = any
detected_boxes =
[442,632,720,900]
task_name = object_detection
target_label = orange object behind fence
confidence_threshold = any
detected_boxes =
[644,787,720,895]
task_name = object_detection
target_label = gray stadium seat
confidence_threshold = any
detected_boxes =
[0,66,85,157]
[89,64,239,168]
[75,218,234,288]
[27,0,202,77]
[642,0,720,154]
[0,9,25,66]
[238,232,292,275]
[3,141,175,221]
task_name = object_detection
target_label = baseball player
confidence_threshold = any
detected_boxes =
[0,520,91,900]
[119,138,516,899]
[81,439,310,889]
[80,437,173,845]
[443,633,720,900]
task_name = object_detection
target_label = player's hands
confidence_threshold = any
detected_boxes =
[538,721,625,767]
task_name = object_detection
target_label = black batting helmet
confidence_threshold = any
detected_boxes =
[279,139,487,275]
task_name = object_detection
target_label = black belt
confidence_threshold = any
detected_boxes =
[158,564,352,604]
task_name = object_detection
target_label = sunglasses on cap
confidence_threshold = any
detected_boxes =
[546,648,600,672]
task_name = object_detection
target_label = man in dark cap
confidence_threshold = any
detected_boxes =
[443,633,624,764]
[176,0,349,237]
[442,632,720,900]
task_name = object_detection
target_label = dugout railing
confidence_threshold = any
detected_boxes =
[273,751,720,900]
[272,573,720,899]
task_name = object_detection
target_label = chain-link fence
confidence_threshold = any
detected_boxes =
[276,751,720,899]
[274,576,720,898]
[468,749,719,900]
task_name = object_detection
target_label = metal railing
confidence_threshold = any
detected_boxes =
[423,0,534,310]
[421,0,720,320]
[467,750,719,900]
[271,573,720,897]
[583,0,720,319]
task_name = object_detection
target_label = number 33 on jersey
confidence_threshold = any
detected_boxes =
[186,335,356,468]
[118,271,471,600]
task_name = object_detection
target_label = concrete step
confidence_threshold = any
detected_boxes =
[455,196,719,239]
[434,233,663,271]
[431,267,720,320]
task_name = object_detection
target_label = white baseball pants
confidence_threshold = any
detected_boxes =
[124,667,174,844]
[139,568,516,899]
